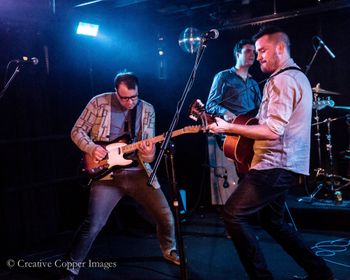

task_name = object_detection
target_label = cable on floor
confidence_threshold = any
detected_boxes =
[312,238,350,268]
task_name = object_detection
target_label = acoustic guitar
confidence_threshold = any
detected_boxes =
[83,125,203,179]
[189,99,258,173]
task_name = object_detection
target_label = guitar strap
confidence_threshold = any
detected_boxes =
[269,66,303,79]
[215,67,303,150]
[129,105,137,143]
[122,107,137,144]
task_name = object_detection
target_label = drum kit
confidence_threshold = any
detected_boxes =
[298,83,350,204]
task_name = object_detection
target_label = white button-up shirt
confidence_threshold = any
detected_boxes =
[251,58,312,175]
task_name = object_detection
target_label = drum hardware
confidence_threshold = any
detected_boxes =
[311,86,325,179]
[339,149,350,160]
[298,107,349,204]
[311,115,347,126]
[334,106,350,110]
[312,96,334,111]
[312,83,341,95]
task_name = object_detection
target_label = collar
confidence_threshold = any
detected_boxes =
[230,66,252,79]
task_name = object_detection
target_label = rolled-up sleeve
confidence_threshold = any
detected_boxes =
[265,75,300,136]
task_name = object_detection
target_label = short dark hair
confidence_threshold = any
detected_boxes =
[252,25,284,41]
[233,39,254,57]
[252,25,290,53]
[114,71,139,90]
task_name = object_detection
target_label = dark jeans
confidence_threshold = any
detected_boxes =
[223,168,333,280]
[65,169,176,276]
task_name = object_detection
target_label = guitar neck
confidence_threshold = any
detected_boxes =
[121,126,201,154]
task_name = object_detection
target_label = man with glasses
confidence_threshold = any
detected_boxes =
[61,72,179,279]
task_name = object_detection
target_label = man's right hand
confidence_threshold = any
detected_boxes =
[92,145,108,162]
[207,117,232,134]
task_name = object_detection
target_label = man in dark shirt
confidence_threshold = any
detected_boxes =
[206,39,261,122]
[206,39,261,182]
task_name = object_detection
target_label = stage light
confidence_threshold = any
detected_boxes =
[76,22,99,37]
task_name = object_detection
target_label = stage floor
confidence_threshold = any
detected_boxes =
[1,200,349,280]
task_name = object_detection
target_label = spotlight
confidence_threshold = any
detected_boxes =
[76,22,99,37]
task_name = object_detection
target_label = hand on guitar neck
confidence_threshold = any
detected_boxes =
[189,98,257,174]
[137,140,155,161]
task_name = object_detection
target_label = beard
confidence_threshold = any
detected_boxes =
[260,53,279,73]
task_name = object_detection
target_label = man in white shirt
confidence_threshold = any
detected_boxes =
[208,26,334,280]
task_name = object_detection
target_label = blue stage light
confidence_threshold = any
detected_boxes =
[76,22,99,37]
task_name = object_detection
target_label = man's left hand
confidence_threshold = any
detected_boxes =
[138,140,155,156]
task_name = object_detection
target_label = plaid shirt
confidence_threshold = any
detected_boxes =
[71,92,160,188]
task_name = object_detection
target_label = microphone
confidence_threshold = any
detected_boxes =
[201,29,219,40]
[315,36,336,59]
[15,56,39,65]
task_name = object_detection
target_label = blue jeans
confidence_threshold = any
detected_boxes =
[223,168,333,280]
[66,169,176,275]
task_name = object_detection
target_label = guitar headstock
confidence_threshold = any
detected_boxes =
[188,99,215,126]
[189,99,205,121]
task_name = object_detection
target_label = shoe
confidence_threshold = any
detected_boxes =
[163,250,180,266]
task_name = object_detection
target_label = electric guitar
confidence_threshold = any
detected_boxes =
[83,125,203,179]
[189,99,258,173]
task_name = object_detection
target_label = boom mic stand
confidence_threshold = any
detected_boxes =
[305,39,323,174]
[164,141,187,277]
[0,64,21,101]
[148,38,210,280]
[297,40,326,203]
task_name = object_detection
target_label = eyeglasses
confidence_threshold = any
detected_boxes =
[116,91,138,101]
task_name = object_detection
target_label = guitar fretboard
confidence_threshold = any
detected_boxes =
[121,126,202,154]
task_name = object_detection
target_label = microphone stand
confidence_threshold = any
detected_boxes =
[305,44,321,76]
[0,65,21,101]
[148,39,209,280]
[298,41,329,203]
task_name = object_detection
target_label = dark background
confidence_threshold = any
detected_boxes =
[0,0,349,259]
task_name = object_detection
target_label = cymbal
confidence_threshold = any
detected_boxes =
[312,84,341,95]
[334,106,350,110]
